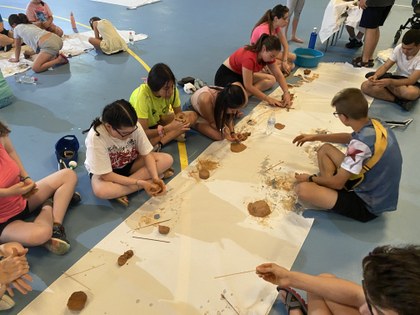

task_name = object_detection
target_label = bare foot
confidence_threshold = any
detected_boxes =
[291,37,304,44]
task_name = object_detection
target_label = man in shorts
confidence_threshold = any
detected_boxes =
[361,29,420,111]
[352,0,395,67]
[292,88,402,222]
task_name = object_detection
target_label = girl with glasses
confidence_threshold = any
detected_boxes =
[83,99,173,206]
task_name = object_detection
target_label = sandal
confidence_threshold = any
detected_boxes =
[163,167,175,179]
[352,56,374,68]
[59,53,69,64]
[114,196,129,207]
[277,287,308,315]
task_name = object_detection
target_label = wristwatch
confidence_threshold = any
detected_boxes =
[308,174,317,182]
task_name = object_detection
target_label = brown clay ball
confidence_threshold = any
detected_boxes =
[231,142,247,153]
[304,69,311,75]
[247,200,271,217]
[199,169,210,179]
[67,291,87,311]
[158,225,170,235]
[274,123,285,130]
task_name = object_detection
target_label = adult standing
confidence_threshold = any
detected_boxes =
[352,0,395,67]
[286,0,306,43]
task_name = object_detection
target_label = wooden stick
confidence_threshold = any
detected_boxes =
[65,263,105,278]
[132,236,170,243]
[138,218,171,229]
[266,161,283,172]
[221,294,240,315]
[214,269,255,279]
[64,272,91,291]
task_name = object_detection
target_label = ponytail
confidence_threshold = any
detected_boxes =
[83,99,138,136]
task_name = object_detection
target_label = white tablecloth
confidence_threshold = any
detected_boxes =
[319,0,363,43]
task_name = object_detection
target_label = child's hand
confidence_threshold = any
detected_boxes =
[8,182,36,197]
[292,134,316,146]
[295,172,311,183]
[256,263,290,287]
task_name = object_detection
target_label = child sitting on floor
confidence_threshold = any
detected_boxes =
[83,99,173,206]
[185,83,248,141]
[8,13,68,73]
[88,16,127,55]
[129,63,197,151]
[0,120,79,255]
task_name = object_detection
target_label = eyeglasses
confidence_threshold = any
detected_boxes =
[362,280,374,315]
[333,111,341,118]
[114,125,138,137]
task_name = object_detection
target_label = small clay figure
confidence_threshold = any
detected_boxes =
[247,200,271,217]
[158,225,170,235]
[67,291,88,311]
[117,250,134,266]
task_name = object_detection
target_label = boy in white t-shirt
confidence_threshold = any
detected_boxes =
[361,29,420,110]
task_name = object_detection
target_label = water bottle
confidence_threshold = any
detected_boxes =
[308,27,318,49]
[266,112,276,135]
[14,74,37,84]
[70,12,77,31]
[129,31,134,45]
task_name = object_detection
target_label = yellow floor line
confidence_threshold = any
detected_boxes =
[177,142,189,170]
[126,48,151,72]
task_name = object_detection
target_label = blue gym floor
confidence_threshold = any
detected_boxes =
[0,1,419,314]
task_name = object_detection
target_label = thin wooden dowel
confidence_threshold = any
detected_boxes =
[214,269,255,279]
[132,236,170,243]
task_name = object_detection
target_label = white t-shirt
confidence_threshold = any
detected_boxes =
[340,139,372,175]
[390,44,420,82]
[13,24,48,52]
[84,123,153,175]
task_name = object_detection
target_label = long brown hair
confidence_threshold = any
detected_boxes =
[252,5,289,35]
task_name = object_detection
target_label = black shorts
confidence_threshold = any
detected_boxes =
[214,64,243,87]
[359,5,392,29]
[0,202,40,237]
[89,160,136,179]
[365,72,420,88]
[113,160,136,177]
[330,190,377,222]
[0,28,9,36]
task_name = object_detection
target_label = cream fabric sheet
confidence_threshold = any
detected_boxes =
[21,62,371,315]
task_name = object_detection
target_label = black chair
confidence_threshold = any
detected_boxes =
[393,3,420,45]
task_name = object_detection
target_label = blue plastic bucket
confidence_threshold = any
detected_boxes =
[294,48,324,68]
